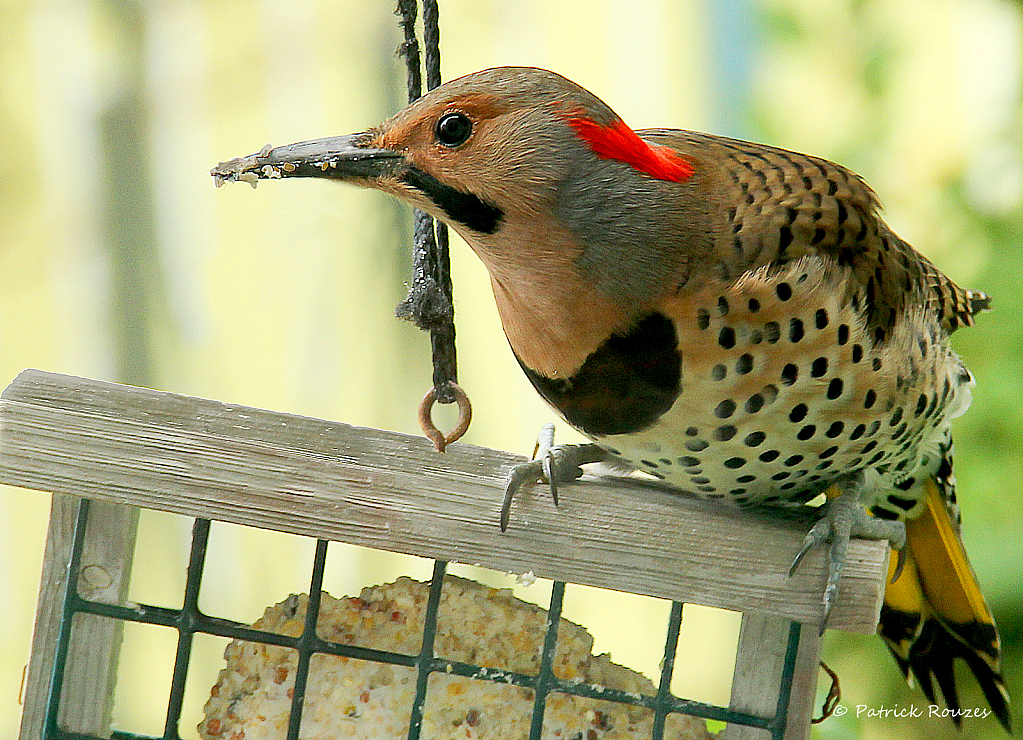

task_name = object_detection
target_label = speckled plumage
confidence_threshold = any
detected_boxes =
[596,254,973,518]
[511,127,985,523]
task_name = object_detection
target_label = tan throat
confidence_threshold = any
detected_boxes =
[489,272,632,378]
[465,219,634,379]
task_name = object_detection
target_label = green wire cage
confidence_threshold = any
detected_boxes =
[3,370,890,740]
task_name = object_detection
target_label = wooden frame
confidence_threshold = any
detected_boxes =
[3,369,889,740]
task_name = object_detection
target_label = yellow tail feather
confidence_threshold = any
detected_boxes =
[907,477,992,627]
[879,476,1010,731]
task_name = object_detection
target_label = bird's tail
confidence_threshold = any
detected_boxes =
[879,475,1011,732]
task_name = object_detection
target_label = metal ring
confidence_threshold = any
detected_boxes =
[418,383,472,452]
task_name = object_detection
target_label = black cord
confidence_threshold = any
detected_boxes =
[395,0,422,101]
[394,0,458,406]
[422,0,443,91]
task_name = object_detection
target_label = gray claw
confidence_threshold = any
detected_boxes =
[891,546,907,583]
[500,425,607,531]
[541,450,559,507]
[789,519,829,577]
[788,476,907,632]
[501,460,544,531]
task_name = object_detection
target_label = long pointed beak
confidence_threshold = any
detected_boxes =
[211,134,405,188]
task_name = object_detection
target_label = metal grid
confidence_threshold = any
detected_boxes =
[43,498,802,740]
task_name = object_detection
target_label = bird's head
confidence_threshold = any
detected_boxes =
[213,66,705,375]
[214,66,694,265]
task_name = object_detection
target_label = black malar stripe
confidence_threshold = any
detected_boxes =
[401,167,504,234]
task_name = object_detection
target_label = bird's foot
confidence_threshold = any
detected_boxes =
[788,476,907,633]
[500,423,607,531]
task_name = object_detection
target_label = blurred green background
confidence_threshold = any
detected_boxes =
[1,0,1021,738]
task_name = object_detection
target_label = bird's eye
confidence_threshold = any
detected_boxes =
[435,112,473,147]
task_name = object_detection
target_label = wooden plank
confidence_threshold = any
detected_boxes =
[0,369,887,632]
[18,496,139,740]
[725,613,823,740]
[18,496,77,740]
[784,619,824,739]
[59,499,138,738]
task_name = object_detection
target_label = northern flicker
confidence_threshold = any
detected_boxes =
[212,66,1010,731]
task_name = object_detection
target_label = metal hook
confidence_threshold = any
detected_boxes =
[418,383,472,452]
[811,660,842,724]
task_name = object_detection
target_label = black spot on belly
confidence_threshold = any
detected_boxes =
[514,312,682,436]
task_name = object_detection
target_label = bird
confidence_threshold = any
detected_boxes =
[212,66,1010,731]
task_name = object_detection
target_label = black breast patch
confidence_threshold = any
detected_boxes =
[515,312,682,436]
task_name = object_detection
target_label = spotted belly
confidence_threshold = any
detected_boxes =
[573,257,973,510]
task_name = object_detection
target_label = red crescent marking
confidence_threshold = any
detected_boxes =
[565,115,694,183]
